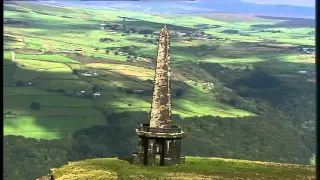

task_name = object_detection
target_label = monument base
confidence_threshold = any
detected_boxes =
[132,124,185,166]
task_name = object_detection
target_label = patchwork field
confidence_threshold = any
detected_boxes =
[3,2,316,180]
[3,1,315,140]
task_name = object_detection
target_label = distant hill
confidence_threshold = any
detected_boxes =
[49,157,315,180]
[43,0,316,19]
[182,0,315,19]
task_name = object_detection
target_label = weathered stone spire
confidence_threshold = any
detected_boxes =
[149,25,172,128]
[133,25,185,166]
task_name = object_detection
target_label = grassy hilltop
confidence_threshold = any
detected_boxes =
[3,1,315,180]
[51,157,315,180]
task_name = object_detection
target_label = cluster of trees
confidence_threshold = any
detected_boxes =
[15,81,34,87]
[30,102,41,110]
[4,136,70,180]
[138,29,154,35]
[221,29,239,34]
[103,23,154,35]
[198,62,316,153]
[105,45,156,62]
[99,38,114,42]
[194,24,222,29]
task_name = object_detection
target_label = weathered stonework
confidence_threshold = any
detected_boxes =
[133,124,185,166]
[150,25,172,128]
[133,25,185,166]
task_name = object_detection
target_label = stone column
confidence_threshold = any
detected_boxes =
[163,139,183,165]
[173,139,183,164]
[163,139,173,165]
[135,137,145,164]
[147,138,157,165]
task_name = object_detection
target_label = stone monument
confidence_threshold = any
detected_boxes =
[132,25,185,166]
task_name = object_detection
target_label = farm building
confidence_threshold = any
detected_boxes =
[93,92,101,99]
[74,90,86,96]
[296,47,315,54]
[93,92,101,96]
[15,81,35,87]
[81,72,93,77]
[297,70,308,74]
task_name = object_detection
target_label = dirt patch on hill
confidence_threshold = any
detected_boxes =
[306,78,315,83]
[296,58,315,63]
[65,54,155,68]
[15,48,42,54]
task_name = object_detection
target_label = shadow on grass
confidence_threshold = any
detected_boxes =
[118,156,133,164]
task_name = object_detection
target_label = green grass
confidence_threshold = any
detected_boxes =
[4,40,26,49]
[4,94,95,108]
[4,66,17,86]
[4,86,56,95]
[51,157,315,180]
[15,54,80,63]
[175,92,255,118]
[4,115,106,139]
[15,59,69,69]
[4,85,107,139]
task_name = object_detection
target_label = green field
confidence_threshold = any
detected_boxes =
[15,54,80,63]
[5,115,106,139]
[51,157,315,180]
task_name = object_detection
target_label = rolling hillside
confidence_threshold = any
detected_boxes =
[3,1,315,180]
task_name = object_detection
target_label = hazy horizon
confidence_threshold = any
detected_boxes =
[34,0,315,19]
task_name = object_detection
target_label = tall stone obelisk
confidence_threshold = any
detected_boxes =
[149,25,172,128]
[133,25,185,166]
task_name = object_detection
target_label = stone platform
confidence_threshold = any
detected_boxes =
[133,124,185,166]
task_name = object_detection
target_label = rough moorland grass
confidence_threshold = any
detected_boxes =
[16,54,80,63]
[51,157,315,180]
